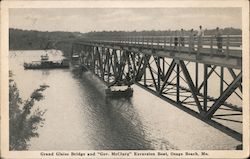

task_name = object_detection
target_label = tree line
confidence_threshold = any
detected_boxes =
[84,27,242,37]
[9,27,242,51]
[9,28,81,50]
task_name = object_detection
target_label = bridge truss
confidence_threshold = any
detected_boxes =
[71,36,242,142]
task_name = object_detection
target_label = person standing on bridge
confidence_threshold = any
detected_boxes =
[215,27,223,53]
[197,25,204,50]
[180,29,185,46]
[174,30,178,49]
[189,29,195,51]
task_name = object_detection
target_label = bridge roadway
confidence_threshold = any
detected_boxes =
[76,35,242,69]
[71,35,243,142]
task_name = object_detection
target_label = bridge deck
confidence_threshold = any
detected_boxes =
[76,35,242,69]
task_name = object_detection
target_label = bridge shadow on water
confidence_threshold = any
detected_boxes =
[75,71,176,150]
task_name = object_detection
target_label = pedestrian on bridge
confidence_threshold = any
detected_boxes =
[197,25,204,50]
[189,29,195,51]
[197,25,205,37]
[174,30,178,49]
[180,29,185,46]
[215,27,223,53]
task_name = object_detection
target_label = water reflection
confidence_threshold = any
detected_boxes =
[107,98,177,150]
[42,70,50,75]
[78,73,152,150]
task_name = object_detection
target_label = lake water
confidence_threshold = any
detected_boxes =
[9,50,242,150]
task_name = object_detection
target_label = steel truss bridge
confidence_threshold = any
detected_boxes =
[71,35,242,142]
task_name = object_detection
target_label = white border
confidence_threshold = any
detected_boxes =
[1,1,249,158]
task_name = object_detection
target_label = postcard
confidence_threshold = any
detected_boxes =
[1,0,249,158]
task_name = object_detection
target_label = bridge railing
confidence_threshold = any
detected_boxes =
[111,35,241,47]
[83,35,242,57]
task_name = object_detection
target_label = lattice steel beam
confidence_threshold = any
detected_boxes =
[205,72,242,119]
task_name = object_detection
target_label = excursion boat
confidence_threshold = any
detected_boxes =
[24,54,69,69]
[105,86,133,98]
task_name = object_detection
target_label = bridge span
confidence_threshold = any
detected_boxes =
[70,35,242,142]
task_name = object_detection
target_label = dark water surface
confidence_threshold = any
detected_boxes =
[9,50,241,150]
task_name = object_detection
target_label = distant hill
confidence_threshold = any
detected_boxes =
[9,28,84,56]
[204,27,242,36]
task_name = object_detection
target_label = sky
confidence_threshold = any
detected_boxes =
[9,8,242,33]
